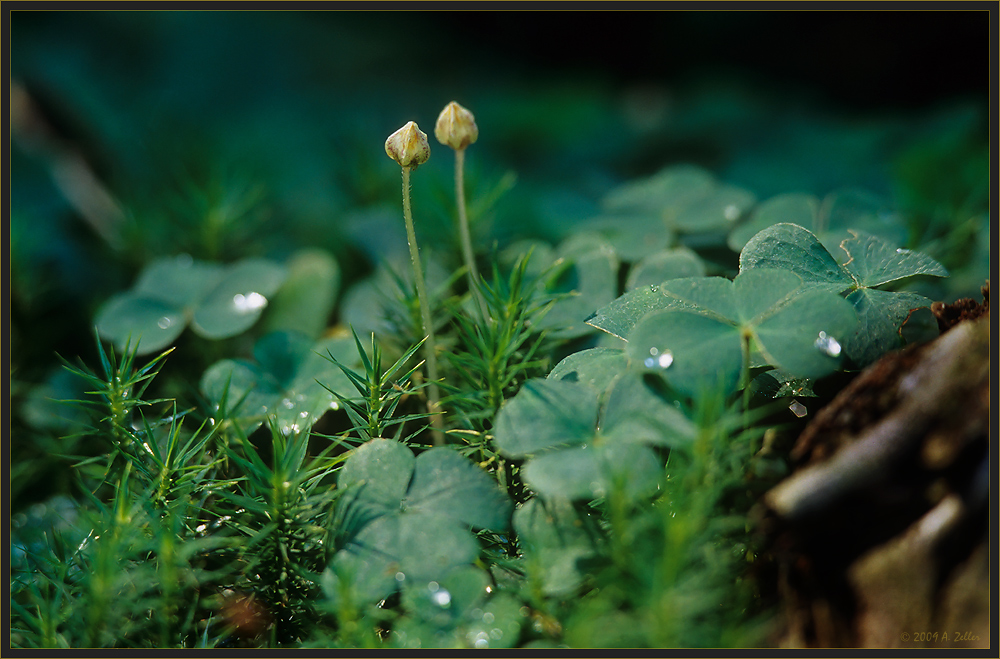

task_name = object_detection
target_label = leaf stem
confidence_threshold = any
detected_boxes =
[401,166,444,445]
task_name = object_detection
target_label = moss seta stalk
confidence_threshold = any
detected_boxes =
[400,166,444,445]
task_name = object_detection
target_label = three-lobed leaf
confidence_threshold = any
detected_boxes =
[740,223,947,365]
[329,439,513,606]
[621,268,856,397]
[96,255,287,354]
[200,331,358,434]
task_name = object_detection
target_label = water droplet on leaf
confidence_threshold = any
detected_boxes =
[431,588,451,607]
[644,348,674,369]
[157,316,173,329]
[814,331,842,357]
[233,291,268,313]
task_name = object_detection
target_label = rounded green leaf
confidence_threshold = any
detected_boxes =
[822,188,908,247]
[600,370,697,448]
[95,294,186,354]
[405,448,512,532]
[671,184,756,233]
[323,548,398,609]
[659,276,739,321]
[259,248,340,339]
[513,497,598,597]
[252,330,315,386]
[330,511,479,606]
[733,267,805,324]
[191,258,287,339]
[627,309,742,398]
[829,230,948,287]
[547,347,628,395]
[540,233,619,339]
[200,358,281,422]
[401,565,491,631]
[520,440,661,502]
[338,438,414,511]
[753,289,857,379]
[625,247,706,291]
[357,512,480,584]
[133,255,224,307]
[493,379,599,458]
[581,212,675,262]
[842,289,932,367]
[462,592,526,649]
[199,331,358,434]
[602,164,715,214]
[727,192,820,252]
[739,223,850,293]
[585,285,673,340]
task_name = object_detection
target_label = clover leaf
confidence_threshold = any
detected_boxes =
[200,330,359,434]
[547,347,629,394]
[727,188,908,251]
[592,165,755,257]
[739,223,948,365]
[493,377,684,501]
[327,439,512,607]
[512,497,600,597]
[624,246,706,291]
[96,254,287,354]
[623,268,857,397]
[537,233,619,339]
[392,570,526,649]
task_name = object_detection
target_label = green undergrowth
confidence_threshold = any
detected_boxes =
[10,80,985,649]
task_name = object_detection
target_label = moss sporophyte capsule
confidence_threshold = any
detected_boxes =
[385,121,430,169]
[435,101,478,151]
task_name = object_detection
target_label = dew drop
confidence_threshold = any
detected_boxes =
[814,331,842,358]
[282,398,295,409]
[329,401,340,411]
[482,612,495,624]
[233,291,268,313]
[299,411,309,419]
[645,348,674,369]
[649,284,659,293]
[431,588,452,607]
[788,400,808,418]
[395,571,406,582]
[157,316,174,329]
[723,204,740,221]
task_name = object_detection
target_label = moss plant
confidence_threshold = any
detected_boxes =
[435,101,483,310]
[384,121,444,445]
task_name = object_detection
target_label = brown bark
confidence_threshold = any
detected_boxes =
[760,284,990,648]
